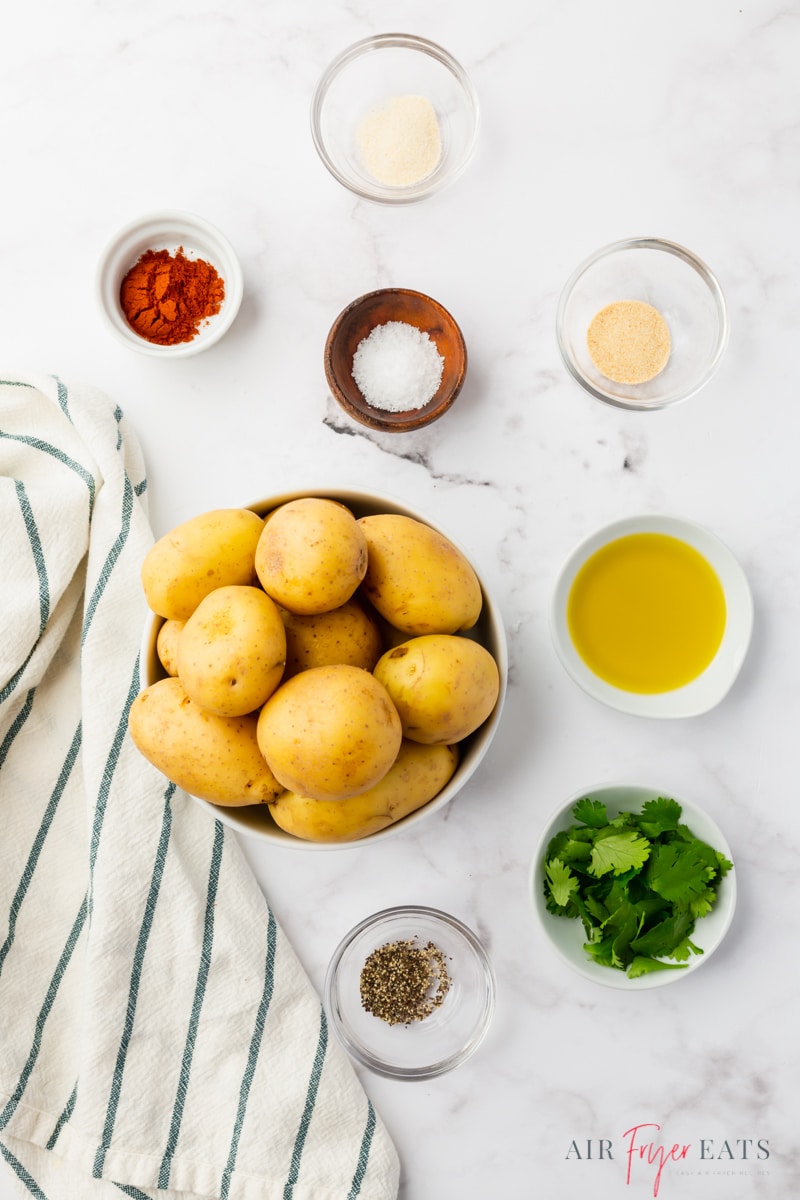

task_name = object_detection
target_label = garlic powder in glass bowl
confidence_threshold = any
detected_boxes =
[311,33,479,205]
[356,94,441,188]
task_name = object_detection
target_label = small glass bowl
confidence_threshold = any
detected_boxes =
[311,33,479,204]
[324,288,467,432]
[324,906,495,1079]
[96,210,244,357]
[556,237,728,410]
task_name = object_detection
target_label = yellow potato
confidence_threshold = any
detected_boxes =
[280,598,383,679]
[178,585,286,717]
[142,508,264,621]
[255,497,367,615]
[129,677,284,806]
[358,513,482,634]
[374,634,500,744]
[156,619,184,677]
[257,664,402,801]
[270,740,459,842]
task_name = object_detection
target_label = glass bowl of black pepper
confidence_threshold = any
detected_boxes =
[556,237,729,411]
[311,33,479,205]
[324,905,495,1080]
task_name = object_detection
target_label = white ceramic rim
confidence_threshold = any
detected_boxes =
[95,209,244,357]
[529,783,737,990]
[549,514,753,718]
[324,905,496,1078]
[555,236,729,411]
[310,32,480,205]
[139,485,508,849]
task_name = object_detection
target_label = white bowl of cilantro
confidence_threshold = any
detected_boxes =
[530,784,736,989]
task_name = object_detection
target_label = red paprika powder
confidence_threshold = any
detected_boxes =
[120,247,225,346]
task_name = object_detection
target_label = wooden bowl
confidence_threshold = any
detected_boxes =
[324,288,467,432]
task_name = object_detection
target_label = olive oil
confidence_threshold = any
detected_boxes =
[567,533,726,694]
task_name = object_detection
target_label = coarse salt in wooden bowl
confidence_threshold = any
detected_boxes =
[324,288,467,432]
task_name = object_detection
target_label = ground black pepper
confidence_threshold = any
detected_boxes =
[359,937,451,1025]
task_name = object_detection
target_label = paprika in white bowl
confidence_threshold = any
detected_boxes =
[96,209,244,357]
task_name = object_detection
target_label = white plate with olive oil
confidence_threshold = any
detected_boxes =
[549,515,753,718]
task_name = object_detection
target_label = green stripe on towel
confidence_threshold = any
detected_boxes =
[87,662,144,918]
[219,907,278,1200]
[93,789,174,1179]
[0,687,35,769]
[55,377,70,420]
[14,480,50,633]
[0,431,96,512]
[157,819,226,1188]
[348,1101,377,1199]
[45,1082,78,1151]
[0,896,88,1130]
[0,481,51,703]
[0,721,82,976]
[0,1140,49,1199]
[283,1006,329,1198]
[0,649,37,706]
[82,473,134,645]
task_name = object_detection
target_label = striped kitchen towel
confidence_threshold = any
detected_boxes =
[0,374,400,1200]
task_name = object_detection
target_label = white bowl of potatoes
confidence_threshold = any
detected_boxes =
[134,488,507,849]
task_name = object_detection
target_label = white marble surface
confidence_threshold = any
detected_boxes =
[3,1,799,1197]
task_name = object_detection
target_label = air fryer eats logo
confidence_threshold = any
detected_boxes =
[566,1124,770,1197]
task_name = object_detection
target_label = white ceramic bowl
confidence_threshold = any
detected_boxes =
[324,905,495,1079]
[311,33,479,204]
[140,487,507,849]
[530,783,737,990]
[556,237,728,410]
[96,210,243,357]
[549,514,753,718]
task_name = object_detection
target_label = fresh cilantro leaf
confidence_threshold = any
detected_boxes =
[572,797,608,828]
[630,907,694,958]
[608,812,637,828]
[627,957,688,979]
[546,827,595,865]
[602,876,632,914]
[590,831,651,877]
[610,905,644,968]
[583,892,610,924]
[544,858,579,908]
[648,841,719,902]
[583,935,615,968]
[715,852,733,876]
[602,897,638,932]
[689,887,718,919]
[557,836,594,866]
[669,937,704,962]
[638,796,682,837]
